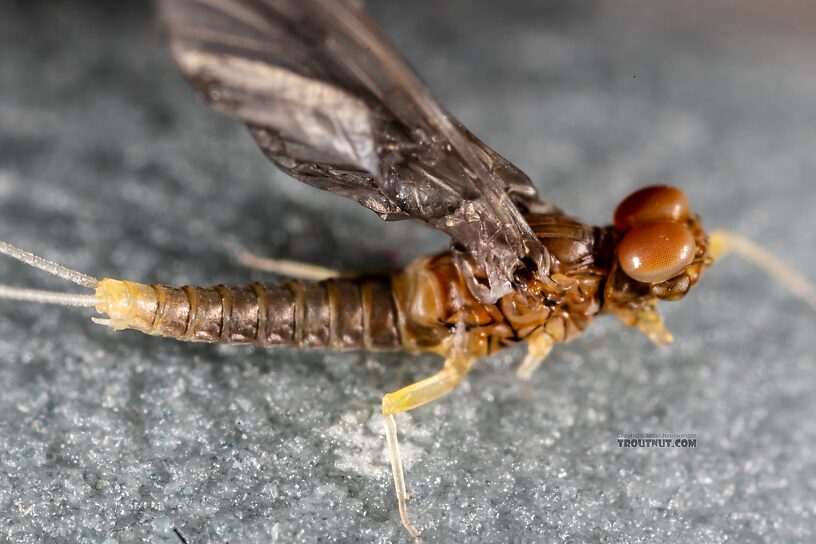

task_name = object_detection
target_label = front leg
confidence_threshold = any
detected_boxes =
[632,303,673,346]
[381,350,476,539]
[615,302,673,346]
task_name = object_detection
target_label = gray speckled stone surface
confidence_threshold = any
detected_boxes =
[1,1,815,542]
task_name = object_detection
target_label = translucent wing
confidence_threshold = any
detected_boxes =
[158,0,555,302]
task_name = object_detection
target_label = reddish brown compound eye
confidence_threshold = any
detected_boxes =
[618,220,696,283]
[613,185,690,232]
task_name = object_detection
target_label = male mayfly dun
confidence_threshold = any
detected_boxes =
[1,0,815,539]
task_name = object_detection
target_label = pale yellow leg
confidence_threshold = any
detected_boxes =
[382,365,469,416]
[516,329,555,380]
[383,414,420,540]
[634,306,673,346]
[235,251,339,281]
[381,354,475,539]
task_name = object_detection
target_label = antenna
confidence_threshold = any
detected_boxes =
[709,230,816,311]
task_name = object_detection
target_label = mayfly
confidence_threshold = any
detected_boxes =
[1,0,814,539]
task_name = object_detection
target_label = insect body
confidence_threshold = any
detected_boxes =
[88,201,693,367]
[0,189,715,537]
[92,214,608,354]
[2,0,815,539]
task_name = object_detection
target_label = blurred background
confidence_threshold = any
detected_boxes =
[0,1,814,542]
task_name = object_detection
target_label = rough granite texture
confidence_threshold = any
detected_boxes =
[1,1,815,542]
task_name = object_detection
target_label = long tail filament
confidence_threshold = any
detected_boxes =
[0,240,100,307]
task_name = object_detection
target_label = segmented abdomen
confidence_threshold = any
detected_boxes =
[100,277,403,351]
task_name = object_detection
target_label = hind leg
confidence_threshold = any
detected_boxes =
[381,352,475,539]
[235,251,339,281]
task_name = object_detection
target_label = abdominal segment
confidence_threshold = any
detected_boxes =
[93,276,403,351]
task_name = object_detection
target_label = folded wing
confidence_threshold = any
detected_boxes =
[158,0,556,302]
